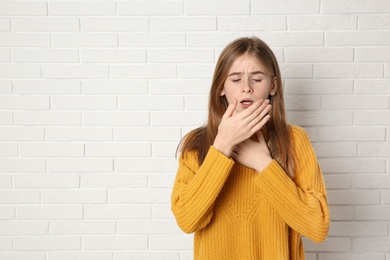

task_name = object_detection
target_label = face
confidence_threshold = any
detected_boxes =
[220,53,277,113]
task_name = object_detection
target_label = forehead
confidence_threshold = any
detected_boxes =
[228,53,266,73]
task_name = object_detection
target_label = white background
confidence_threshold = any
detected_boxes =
[0,0,389,259]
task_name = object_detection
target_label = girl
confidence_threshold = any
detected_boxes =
[171,37,329,260]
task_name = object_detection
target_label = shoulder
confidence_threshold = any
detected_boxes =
[289,125,311,145]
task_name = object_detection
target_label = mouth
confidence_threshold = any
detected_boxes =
[240,99,253,106]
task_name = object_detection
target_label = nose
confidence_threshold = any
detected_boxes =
[242,78,253,93]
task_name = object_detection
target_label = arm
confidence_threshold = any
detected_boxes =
[171,146,235,234]
[254,126,330,243]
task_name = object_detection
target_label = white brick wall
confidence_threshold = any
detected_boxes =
[0,1,389,259]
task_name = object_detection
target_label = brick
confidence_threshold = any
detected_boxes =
[13,49,79,63]
[149,235,193,250]
[179,64,214,79]
[149,173,176,188]
[15,237,81,251]
[329,222,388,237]
[84,236,147,250]
[0,237,13,250]
[323,174,351,189]
[359,15,390,30]
[352,238,390,252]
[82,80,148,95]
[18,206,83,220]
[0,190,40,204]
[0,252,46,260]
[84,205,151,219]
[118,220,181,234]
[321,95,388,110]
[14,80,81,95]
[356,206,390,220]
[285,96,320,110]
[150,17,216,31]
[355,111,390,126]
[0,206,15,220]
[285,79,353,94]
[51,221,115,235]
[81,174,147,188]
[120,33,186,47]
[109,189,171,204]
[0,112,13,125]
[111,65,176,79]
[52,33,117,47]
[50,2,115,16]
[119,96,183,110]
[327,190,381,205]
[15,112,81,126]
[81,49,146,63]
[0,175,12,188]
[304,237,350,252]
[0,96,49,110]
[354,173,390,189]
[326,31,390,46]
[0,127,44,141]
[0,159,46,173]
[0,80,12,94]
[52,96,117,110]
[81,17,148,32]
[115,158,177,173]
[288,15,357,30]
[85,143,151,157]
[14,174,79,188]
[318,127,385,142]
[46,127,112,142]
[48,252,113,260]
[185,96,208,110]
[115,127,181,142]
[284,48,353,62]
[0,49,11,62]
[42,190,107,204]
[186,1,250,15]
[322,0,390,14]
[328,206,354,220]
[0,143,18,157]
[280,64,313,78]
[115,252,180,260]
[313,142,357,158]
[48,159,113,173]
[83,112,149,126]
[150,80,210,95]
[319,253,385,260]
[148,49,214,63]
[252,0,319,14]
[151,111,206,126]
[153,143,179,158]
[0,33,50,47]
[0,18,11,31]
[315,63,383,78]
[152,204,174,219]
[0,221,48,235]
[287,111,353,126]
[219,16,286,31]
[0,65,41,78]
[0,2,47,15]
[319,158,386,173]
[359,143,390,157]
[118,1,183,15]
[384,190,390,204]
[43,65,109,79]
[356,47,390,62]
[13,17,79,31]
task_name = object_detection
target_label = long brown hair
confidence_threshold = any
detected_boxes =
[177,37,296,179]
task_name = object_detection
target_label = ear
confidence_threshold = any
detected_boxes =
[269,77,278,96]
[220,86,225,96]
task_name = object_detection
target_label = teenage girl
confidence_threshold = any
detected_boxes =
[171,36,329,260]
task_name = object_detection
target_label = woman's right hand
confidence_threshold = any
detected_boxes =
[213,99,271,157]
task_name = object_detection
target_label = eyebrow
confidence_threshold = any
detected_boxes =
[228,71,266,77]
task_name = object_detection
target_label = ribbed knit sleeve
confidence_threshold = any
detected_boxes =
[254,126,330,243]
[171,146,235,234]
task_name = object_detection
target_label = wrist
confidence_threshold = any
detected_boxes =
[213,137,234,158]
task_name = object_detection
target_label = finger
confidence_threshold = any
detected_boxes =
[247,104,271,129]
[242,99,270,123]
[256,130,265,143]
[235,99,265,120]
[222,99,238,119]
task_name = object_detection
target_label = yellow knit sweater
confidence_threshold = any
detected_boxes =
[171,126,330,260]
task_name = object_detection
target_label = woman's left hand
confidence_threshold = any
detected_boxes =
[231,131,273,173]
